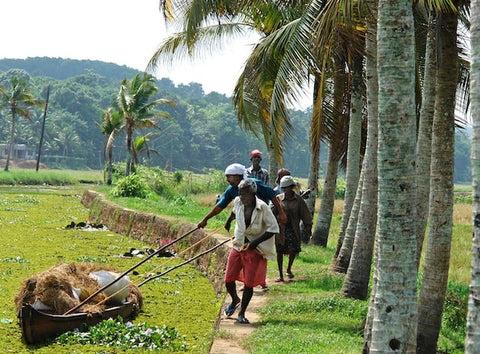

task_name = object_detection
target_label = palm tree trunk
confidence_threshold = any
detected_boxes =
[303,76,323,243]
[126,127,133,176]
[415,12,436,268]
[466,0,480,351]
[311,61,346,247]
[331,162,363,271]
[336,58,363,254]
[106,133,114,185]
[311,144,339,246]
[5,108,16,172]
[340,47,379,299]
[416,10,457,353]
[361,0,378,350]
[267,141,279,188]
[369,0,418,351]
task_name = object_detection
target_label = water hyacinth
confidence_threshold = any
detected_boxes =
[55,317,188,350]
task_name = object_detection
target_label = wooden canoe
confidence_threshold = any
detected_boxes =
[18,302,136,345]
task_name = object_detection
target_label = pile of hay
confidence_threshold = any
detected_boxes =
[14,263,143,315]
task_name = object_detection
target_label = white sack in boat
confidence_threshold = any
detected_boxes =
[89,270,129,304]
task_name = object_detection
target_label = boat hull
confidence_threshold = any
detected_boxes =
[18,302,135,344]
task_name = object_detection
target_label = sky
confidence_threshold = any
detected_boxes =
[0,0,259,97]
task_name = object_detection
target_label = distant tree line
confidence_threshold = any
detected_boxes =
[0,57,472,182]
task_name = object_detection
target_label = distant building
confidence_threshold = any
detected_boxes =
[0,144,36,160]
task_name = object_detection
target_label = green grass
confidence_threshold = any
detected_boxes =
[93,179,470,353]
[0,169,104,185]
[0,167,472,353]
[0,186,221,353]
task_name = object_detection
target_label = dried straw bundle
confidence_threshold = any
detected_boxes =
[14,262,143,314]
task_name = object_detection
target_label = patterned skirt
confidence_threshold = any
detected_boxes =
[276,223,301,255]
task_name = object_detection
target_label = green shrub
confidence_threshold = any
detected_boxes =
[111,174,150,198]
[107,163,127,183]
[173,170,183,184]
[442,283,468,331]
[454,194,472,204]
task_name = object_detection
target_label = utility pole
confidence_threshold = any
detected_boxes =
[36,85,50,172]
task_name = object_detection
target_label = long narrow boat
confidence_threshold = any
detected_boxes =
[18,302,136,345]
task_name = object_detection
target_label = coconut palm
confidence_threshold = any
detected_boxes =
[150,0,311,165]
[369,0,418,351]
[339,1,378,299]
[133,132,159,166]
[311,60,350,246]
[152,2,368,240]
[414,11,437,268]
[0,76,43,171]
[237,1,365,248]
[99,107,122,185]
[54,125,81,157]
[466,1,480,351]
[115,73,174,176]
[416,5,460,352]
[335,55,364,254]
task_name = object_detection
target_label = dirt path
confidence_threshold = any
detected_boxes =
[210,282,270,353]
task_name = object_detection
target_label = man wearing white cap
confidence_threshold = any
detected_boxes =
[198,163,287,228]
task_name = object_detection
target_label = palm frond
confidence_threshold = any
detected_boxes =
[147,22,249,72]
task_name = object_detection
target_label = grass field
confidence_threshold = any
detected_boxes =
[0,169,473,353]
[0,186,220,353]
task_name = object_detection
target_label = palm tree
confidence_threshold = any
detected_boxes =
[98,107,122,185]
[311,59,349,246]
[133,132,159,166]
[416,6,459,352]
[335,55,364,254]
[150,0,311,165]
[414,11,436,268]
[340,5,378,298]
[54,126,81,157]
[369,0,418,351]
[466,1,480,351]
[0,76,43,171]
[115,73,174,176]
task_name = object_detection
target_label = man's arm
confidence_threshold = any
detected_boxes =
[224,211,235,232]
[243,232,275,250]
[198,205,223,228]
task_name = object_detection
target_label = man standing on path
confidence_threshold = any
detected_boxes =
[222,179,279,324]
[246,149,269,185]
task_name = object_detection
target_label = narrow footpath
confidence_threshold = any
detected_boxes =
[210,281,270,353]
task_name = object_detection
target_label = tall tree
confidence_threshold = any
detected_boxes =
[116,73,174,176]
[0,76,42,171]
[335,55,364,256]
[151,0,311,165]
[369,0,418,351]
[311,59,349,246]
[340,0,379,297]
[414,11,437,268]
[416,5,458,352]
[99,107,122,185]
[466,0,480,350]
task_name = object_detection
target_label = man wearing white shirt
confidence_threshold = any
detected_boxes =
[223,179,279,324]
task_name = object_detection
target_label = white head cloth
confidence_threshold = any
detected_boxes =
[280,175,296,188]
[225,163,247,179]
